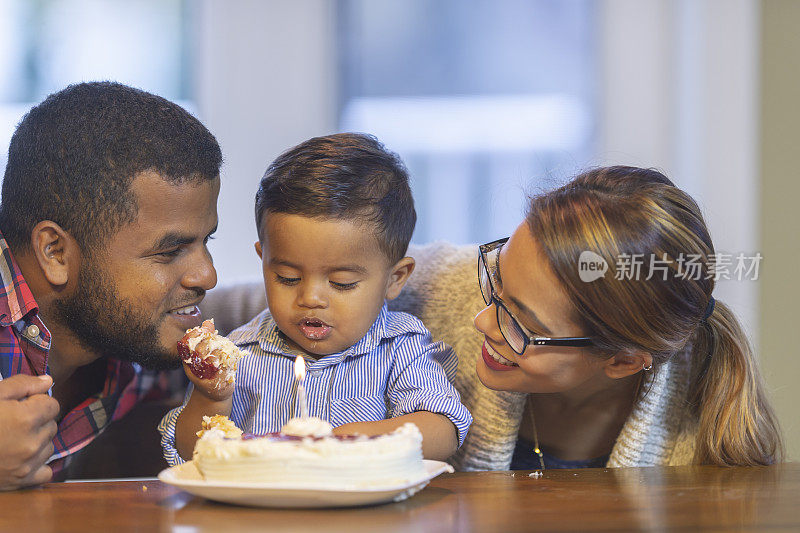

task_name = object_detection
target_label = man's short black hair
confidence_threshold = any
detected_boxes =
[255,133,416,264]
[0,81,223,252]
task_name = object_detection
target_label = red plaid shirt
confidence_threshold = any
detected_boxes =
[0,232,173,477]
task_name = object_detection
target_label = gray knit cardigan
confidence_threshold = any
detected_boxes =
[201,242,699,470]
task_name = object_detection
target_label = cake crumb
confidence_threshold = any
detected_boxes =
[528,471,543,478]
[142,485,148,492]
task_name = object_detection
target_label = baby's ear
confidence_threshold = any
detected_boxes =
[385,257,415,300]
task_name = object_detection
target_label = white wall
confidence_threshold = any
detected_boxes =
[760,0,800,461]
[597,0,760,344]
[193,0,338,285]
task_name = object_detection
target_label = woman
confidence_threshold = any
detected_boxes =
[456,166,782,469]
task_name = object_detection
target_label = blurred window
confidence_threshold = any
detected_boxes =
[338,0,596,244]
[0,0,190,175]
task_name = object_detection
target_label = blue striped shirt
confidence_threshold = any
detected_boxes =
[158,304,472,466]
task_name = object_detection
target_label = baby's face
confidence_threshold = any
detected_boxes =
[257,213,398,357]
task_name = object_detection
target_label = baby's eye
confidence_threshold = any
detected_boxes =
[275,274,300,286]
[330,280,359,291]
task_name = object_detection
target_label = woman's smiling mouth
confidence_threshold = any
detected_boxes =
[482,341,518,371]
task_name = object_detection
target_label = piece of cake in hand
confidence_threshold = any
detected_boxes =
[197,414,244,439]
[192,415,433,487]
[178,319,244,388]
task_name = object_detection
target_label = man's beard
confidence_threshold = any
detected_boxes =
[52,262,184,371]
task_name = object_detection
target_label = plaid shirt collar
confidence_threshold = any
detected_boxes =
[0,236,39,327]
[0,233,50,376]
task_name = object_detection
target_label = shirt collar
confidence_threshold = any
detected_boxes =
[234,303,408,362]
[0,231,40,327]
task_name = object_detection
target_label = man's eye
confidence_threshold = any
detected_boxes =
[330,281,359,291]
[276,274,300,286]
[158,249,182,259]
[203,234,216,245]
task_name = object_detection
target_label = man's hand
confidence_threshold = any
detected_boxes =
[0,375,59,491]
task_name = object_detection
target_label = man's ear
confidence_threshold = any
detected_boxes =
[602,350,653,380]
[255,240,263,259]
[30,221,77,287]
[384,257,415,300]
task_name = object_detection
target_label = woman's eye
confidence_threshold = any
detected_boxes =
[275,274,300,286]
[493,254,503,287]
[331,281,359,291]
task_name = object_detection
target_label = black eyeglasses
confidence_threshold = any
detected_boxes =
[478,238,594,355]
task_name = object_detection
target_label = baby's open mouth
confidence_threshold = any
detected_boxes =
[299,317,332,340]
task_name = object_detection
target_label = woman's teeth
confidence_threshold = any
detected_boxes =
[485,342,517,366]
[174,305,198,315]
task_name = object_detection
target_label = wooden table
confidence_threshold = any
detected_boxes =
[1,464,798,532]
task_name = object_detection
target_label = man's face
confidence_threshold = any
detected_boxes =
[53,171,219,369]
[257,213,395,357]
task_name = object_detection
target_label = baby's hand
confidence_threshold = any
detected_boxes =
[182,359,235,401]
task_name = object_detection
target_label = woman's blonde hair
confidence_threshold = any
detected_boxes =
[526,166,782,466]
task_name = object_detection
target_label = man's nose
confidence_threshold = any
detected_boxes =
[183,247,217,292]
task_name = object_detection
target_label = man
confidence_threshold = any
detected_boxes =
[0,82,222,490]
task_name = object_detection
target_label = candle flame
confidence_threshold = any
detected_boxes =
[294,355,306,381]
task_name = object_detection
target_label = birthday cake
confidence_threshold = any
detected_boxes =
[192,415,428,487]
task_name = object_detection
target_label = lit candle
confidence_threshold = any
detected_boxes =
[294,355,309,418]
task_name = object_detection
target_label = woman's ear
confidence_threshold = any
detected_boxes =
[384,257,415,300]
[30,221,76,287]
[603,349,654,380]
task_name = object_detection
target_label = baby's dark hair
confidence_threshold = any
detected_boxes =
[255,133,416,264]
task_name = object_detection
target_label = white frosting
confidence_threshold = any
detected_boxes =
[280,416,333,437]
[193,422,426,487]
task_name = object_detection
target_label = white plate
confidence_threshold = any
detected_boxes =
[157,460,453,508]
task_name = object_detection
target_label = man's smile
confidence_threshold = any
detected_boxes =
[167,302,204,330]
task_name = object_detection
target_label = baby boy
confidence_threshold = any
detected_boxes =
[158,133,471,465]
